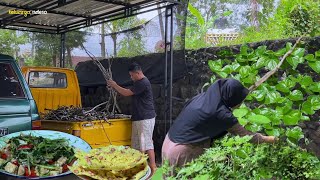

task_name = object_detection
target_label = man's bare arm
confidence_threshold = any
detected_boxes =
[227,123,275,143]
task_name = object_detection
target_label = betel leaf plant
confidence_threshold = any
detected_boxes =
[206,39,320,145]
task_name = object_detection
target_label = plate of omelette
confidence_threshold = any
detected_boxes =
[69,145,150,180]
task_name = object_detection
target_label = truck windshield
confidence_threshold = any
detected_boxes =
[0,62,25,98]
[28,71,67,88]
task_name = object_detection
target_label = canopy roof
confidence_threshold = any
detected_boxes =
[0,0,180,34]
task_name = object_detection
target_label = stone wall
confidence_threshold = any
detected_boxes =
[80,36,320,161]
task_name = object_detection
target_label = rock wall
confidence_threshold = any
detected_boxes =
[79,36,320,162]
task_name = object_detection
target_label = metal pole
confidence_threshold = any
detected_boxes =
[60,33,66,67]
[169,5,174,125]
[164,7,169,132]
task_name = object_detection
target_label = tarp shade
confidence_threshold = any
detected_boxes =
[75,51,187,87]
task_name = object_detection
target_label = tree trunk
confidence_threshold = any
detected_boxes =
[101,23,106,58]
[52,53,57,67]
[250,0,260,30]
[31,33,35,58]
[175,1,189,50]
[157,4,165,40]
[111,34,117,57]
[66,46,72,67]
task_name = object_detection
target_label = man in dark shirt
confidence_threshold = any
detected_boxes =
[107,62,157,175]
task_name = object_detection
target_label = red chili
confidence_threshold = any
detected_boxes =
[24,167,37,177]
[24,167,30,176]
[12,160,19,166]
[1,153,7,160]
[18,144,33,150]
[62,164,69,173]
[48,160,55,165]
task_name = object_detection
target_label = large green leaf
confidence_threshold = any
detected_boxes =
[287,56,299,69]
[231,62,241,71]
[316,50,320,58]
[252,90,265,101]
[239,66,251,77]
[208,60,222,72]
[309,83,320,93]
[266,59,278,70]
[255,45,267,56]
[302,101,315,115]
[255,57,267,69]
[308,61,320,73]
[282,100,293,114]
[299,75,313,87]
[286,127,304,141]
[265,91,282,104]
[305,54,316,62]
[248,114,271,124]
[292,48,305,57]
[233,108,249,118]
[216,71,228,78]
[283,114,301,126]
[222,65,233,74]
[188,3,205,26]
[245,124,261,132]
[309,95,320,110]
[286,42,293,51]
[240,45,249,56]
[275,78,296,93]
[288,90,303,101]
[238,117,248,125]
[242,74,257,84]
[275,48,287,57]
[265,128,280,136]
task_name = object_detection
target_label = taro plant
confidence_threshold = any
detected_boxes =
[206,42,320,145]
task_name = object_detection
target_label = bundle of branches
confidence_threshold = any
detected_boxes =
[80,44,121,115]
[42,106,110,121]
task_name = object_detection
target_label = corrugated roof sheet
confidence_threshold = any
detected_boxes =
[0,0,179,34]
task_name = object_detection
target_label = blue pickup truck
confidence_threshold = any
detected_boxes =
[0,54,40,136]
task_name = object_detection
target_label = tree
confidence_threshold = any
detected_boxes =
[103,16,147,57]
[0,30,28,58]
[32,31,86,67]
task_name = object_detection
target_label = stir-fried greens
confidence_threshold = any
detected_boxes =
[0,135,75,177]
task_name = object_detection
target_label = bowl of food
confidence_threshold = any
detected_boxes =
[0,130,91,179]
[69,145,151,180]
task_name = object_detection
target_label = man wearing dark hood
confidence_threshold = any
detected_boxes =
[162,78,276,167]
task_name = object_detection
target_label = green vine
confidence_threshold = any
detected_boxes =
[206,42,320,144]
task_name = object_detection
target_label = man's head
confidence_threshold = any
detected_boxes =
[128,62,144,81]
[220,79,249,108]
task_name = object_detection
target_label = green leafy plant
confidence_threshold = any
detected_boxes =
[163,136,320,180]
[206,43,320,144]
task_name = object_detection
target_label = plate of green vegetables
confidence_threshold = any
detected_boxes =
[0,130,91,179]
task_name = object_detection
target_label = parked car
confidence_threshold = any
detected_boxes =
[0,54,40,136]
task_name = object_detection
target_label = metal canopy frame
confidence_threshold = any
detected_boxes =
[0,0,180,34]
[0,0,180,129]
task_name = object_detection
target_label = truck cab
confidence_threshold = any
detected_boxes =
[0,54,40,136]
[21,67,82,114]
